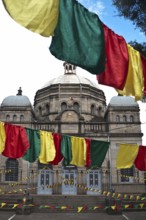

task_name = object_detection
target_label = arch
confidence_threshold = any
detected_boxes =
[38,106,42,116]
[61,111,79,133]
[98,106,102,116]
[91,104,95,115]
[61,102,67,111]
[5,158,18,181]
[6,114,10,121]
[13,114,17,121]
[73,102,79,112]
[20,115,24,121]
[123,115,127,122]
[130,115,134,122]
[46,103,50,114]
[116,115,120,123]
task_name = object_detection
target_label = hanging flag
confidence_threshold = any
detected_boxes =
[77,206,83,213]
[116,144,139,169]
[97,24,129,90]
[50,0,105,75]
[39,131,56,164]
[85,138,91,167]
[117,44,144,101]
[61,135,72,166]
[50,133,63,165]
[141,55,146,95]
[0,203,6,208]
[23,128,40,163]
[2,0,59,37]
[2,124,30,158]
[134,145,146,171]
[70,136,86,167]
[0,122,6,154]
[90,140,110,168]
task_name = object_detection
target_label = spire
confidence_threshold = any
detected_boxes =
[63,62,76,75]
[17,87,22,96]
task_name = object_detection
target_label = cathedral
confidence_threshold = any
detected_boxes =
[0,63,145,195]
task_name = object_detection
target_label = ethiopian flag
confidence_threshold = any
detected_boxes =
[2,0,59,37]
[2,0,105,75]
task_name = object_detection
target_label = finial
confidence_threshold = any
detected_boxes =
[63,62,76,74]
[17,87,22,96]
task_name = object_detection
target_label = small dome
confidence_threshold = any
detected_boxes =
[109,96,138,106]
[1,87,32,107]
[1,95,32,107]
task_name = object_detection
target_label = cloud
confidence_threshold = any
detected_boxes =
[77,0,105,17]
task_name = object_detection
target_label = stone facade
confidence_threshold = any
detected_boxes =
[0,63,145,194]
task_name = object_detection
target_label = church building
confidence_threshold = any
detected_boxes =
[0,63,145,195]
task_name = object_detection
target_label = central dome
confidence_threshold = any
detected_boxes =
[42,62,99,89]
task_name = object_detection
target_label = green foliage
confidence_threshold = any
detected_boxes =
[129,41,146,57]
[112,0,146,35]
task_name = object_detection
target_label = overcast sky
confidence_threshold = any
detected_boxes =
[0,0,146,144]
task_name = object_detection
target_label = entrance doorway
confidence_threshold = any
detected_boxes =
[86,170,102,195]
[37,170,53,195]
[62,168,77,195]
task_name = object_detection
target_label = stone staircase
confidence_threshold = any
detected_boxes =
[0,194,146,214]
[32,195,106,213]
[0,194,106,213]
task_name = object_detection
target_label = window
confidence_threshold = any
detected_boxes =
[120,167,134,183]
[46,104,50,114]
[38,106,42,116]
[116,115,120,123]
[98,106,102,115]
[5,159,18,181]
[123,115,127,122]
[61,102,67,111]
[73,102,79,112]
[130,115,134,122]
[13,115,17,121]
[6,115,10,121]
[20,115,24,122]
[91,104,95,115]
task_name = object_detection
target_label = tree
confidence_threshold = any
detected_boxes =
[129,41,146,57]
[112,0,146,35]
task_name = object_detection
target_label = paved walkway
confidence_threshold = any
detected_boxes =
[0,212,146,220]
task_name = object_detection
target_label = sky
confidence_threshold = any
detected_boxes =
[0,0,146,143]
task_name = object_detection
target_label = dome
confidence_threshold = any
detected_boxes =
[42,74,99,89]
[109,96,138,107]
[1,88,32,107]
[42,63,99,89]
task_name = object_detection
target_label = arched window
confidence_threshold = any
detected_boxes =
[123,115,127,122]
[61,102,67,111]
[13,115,17,121]
[91,104,95,115]
[116,115,120,123]
[130,115,134,122]
[73,102,79,112]
[5,159,18,181]
[46,104,50,114]
[6,115,10,121]
[98,106,102,115]
[38,106,42,116]
[20,115,24,122]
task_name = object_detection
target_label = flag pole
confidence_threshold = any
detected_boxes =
[107,135,112,192]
